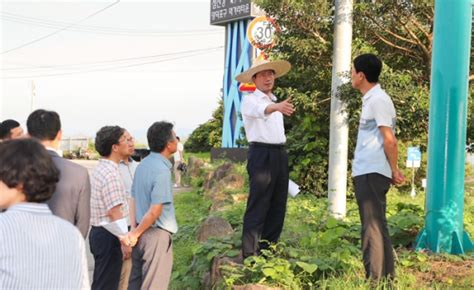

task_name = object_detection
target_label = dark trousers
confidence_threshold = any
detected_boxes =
[90,226,123,290]
[354,173,395,280]
[128,227,173,290]
[242,144,289,258]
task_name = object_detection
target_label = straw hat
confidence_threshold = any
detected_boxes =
[235,58,291,84]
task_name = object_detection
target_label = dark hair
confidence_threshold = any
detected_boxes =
[0,119,20,139]
[95,126,125,157]
[27,109,61,141]
[353,53,382,83]
[0,139,59,202]
[147,121,174,153]
[252,69,275,80]
[176,136,180,141]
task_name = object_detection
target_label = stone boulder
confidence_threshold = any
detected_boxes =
[197,216,234,242]
[210,255,244,288]
[204,162,234,190]
[187,156,205,178]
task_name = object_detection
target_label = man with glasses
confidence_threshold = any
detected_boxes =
[89,126,132,290]
[118,133,138,290]
[127,121,178,290]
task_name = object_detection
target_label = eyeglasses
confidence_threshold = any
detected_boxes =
[119,137,134,144]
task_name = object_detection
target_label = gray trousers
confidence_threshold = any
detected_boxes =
[354,173,395,280]
[128,227,173,290]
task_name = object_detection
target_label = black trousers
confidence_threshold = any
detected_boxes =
[242,144,289,258]
[90,226,123,290]
[354,173,395,280]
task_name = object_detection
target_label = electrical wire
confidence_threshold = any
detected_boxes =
[1,11,222,35]
[1,47,223,79]
[1,1,121,55]
[1,46,224,71]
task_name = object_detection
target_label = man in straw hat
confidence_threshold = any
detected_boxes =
[236,58,295,258]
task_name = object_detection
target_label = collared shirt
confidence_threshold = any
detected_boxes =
[119,158,138,197]
[241,89,286,144]
[353,84,396,178]
[132,152,178,234]
[90,159,129,226]
[0,203,89,289]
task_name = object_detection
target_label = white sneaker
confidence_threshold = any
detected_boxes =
[174,184,178,188]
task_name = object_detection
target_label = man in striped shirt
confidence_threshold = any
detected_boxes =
[89,126,132,290]
[0,139,89,289]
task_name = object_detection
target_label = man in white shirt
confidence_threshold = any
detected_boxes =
[351,54,405,280]
[236,58,294,258]
[118,132,138,290]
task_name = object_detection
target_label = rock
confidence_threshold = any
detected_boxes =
[221,174,245,190]
[197,216,234,242]
[210,255,244,288]
[187,156,205,178]
[232,193,247,203]
[204,163,234,189]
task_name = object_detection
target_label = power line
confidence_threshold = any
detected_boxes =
[1,1,121,55]
[1,46,224,71]
[1,47,223,79]
[1,11,222,34]
[1,14,222,37]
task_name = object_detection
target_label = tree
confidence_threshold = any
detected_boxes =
[185,100,223,152]
[253,0,471,195]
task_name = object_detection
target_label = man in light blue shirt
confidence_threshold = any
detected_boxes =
[351,54,405,281]
[128,121,178,290]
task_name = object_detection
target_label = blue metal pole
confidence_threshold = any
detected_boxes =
[221,20,251,148]
[415,0,473,254]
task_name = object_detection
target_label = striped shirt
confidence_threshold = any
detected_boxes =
[90,159,129,226]
[0,203,89,289]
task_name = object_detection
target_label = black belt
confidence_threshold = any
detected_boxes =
[249,142,285,149]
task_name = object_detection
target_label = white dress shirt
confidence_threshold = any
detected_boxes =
[352,84,396,178]
[241,89,286,144]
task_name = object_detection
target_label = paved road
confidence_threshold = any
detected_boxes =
[71,159,191,282]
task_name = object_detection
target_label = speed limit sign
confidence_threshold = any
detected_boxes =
[247,16,280,49]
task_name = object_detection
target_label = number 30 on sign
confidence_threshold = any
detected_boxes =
[247,16,280,49]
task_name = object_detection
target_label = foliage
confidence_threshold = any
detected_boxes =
[247,0,473,196]
[170,190,211,289]
[171,158,474,289]
[184,99,223,153]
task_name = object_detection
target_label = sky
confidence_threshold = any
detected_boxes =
[0,0,226,142]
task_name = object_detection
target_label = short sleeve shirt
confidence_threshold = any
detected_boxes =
[119,159,138,197]
[132,153,177,234]
[241,89,286,144]
[352,84,396,178]
[90,159,129,226]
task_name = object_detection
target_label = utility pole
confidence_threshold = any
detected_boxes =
[328,0,353,218]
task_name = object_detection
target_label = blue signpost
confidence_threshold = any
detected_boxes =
[210,1,259,148]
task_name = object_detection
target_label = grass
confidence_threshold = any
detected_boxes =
[169,159,474,289]
[170,189,211,290]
